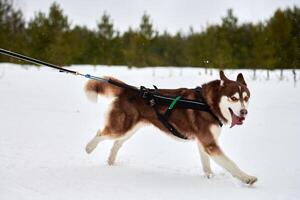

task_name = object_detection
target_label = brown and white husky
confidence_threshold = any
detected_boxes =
[84,71,257,185]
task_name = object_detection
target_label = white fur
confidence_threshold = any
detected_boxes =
[242,92,249,108]
[210,124,221,142]
[196,125,221,178]
[219,93,243,124]
[210,153,257,184]
[86,123,144,161]
[107,123,144,165]
[85,90,98,103]
[85,130,108,154]
[232,92,239,99]
[219,96,232,124]
[197,142,212,177]
[220,80,224,86]
[108,140,125,165]
[199,124,257,184]
[241,101,248,110]
[103,98,117,125]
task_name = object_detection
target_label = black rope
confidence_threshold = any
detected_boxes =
[0,48,112,83]
[0,48,78,75]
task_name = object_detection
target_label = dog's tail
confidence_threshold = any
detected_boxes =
[84,76,125,102]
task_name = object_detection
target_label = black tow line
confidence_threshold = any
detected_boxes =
[0,48,222,140]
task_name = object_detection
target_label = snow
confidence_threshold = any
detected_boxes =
[0,64,300,200]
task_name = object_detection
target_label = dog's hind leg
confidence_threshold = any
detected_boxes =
[197,142,213,178]
[107,139,126,166]
[107,124,141,166]
[86,97,141,163]
[85,129,108,154]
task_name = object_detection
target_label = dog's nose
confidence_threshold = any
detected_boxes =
[240,109,248,116]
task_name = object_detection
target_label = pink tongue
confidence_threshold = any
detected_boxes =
[230,115,241,128]
[230,112,245,128]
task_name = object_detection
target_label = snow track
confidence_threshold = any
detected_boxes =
[0,64,299,200]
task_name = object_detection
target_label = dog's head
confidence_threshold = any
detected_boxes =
[203,71,250,128]
[218,71,250,128]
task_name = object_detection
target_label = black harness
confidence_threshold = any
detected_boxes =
[138,85,223,139]
[106,77,223,140]
[0,48,223,140]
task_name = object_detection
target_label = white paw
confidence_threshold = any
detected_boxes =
[238,174,258,185]
[204,172,214,179]
[85,141,97,154]
[107,158,115,166]
[203,169,214,179]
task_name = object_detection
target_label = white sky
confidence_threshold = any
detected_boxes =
[16,0,300,34]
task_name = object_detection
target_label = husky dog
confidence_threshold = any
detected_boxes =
[84,71,257,185]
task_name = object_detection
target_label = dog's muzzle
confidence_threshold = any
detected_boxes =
[229,108,246,128]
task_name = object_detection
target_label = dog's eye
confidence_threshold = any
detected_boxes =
[230,96,238,101]
[244,96,249,102]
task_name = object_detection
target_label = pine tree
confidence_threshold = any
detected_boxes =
[27,2,71,65]
[139,13,154,39]
[0,0,25,62]
[96,13,117,65]
[97,13,115,40]
[266,9,293,69]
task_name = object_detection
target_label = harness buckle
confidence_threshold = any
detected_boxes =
[149,99,156,106]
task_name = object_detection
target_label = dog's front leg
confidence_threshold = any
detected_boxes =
[204,143,257,185]
[197,142,213,178]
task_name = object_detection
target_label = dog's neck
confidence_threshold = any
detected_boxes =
[201,80,229,124]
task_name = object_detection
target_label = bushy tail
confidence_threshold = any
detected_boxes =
[84,76,125,102]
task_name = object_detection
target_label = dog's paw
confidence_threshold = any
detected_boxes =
[238,174,258,185]
[85,142,96,154]
[85,136,101,154]
[202,169,214,179]
[204,172,214,179]
[107,158,115,166]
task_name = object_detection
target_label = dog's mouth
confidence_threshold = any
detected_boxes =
[229,108,245,128]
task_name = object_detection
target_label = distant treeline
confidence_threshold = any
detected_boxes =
[0,0,299,68]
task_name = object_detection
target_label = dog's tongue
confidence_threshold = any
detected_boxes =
[230,109,245,128]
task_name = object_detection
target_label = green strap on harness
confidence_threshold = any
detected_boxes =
[168,96,182,110]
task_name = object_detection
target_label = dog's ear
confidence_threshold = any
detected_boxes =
[236,73,247,86]
[219,70,230,86]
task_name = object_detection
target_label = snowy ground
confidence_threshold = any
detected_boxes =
[0,64,300,200]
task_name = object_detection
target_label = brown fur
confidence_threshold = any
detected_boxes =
[85,73,249,156]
